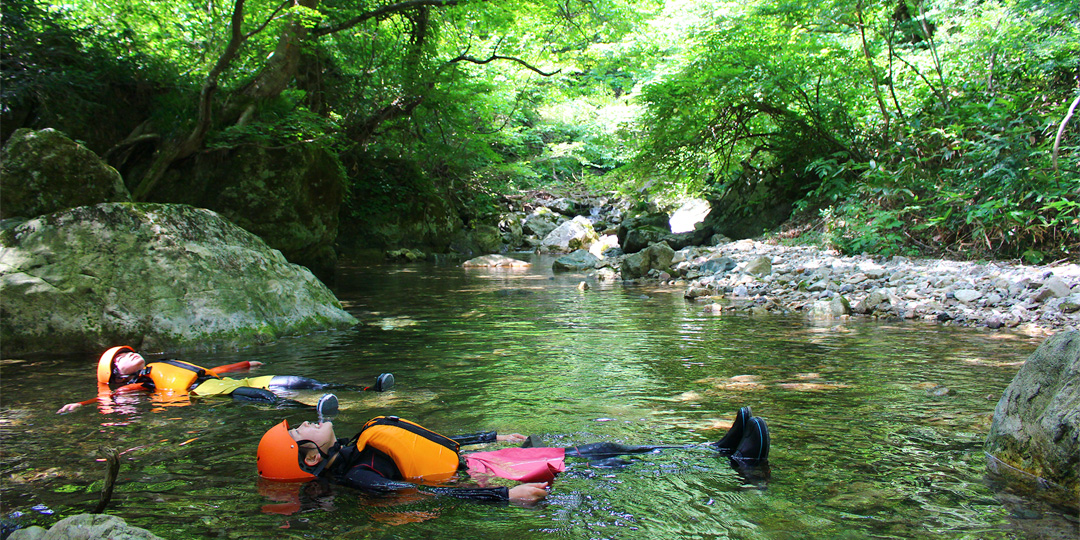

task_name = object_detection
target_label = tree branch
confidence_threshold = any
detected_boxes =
[449,53,561,76]
[312,0,460,37]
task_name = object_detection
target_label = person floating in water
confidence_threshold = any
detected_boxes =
[255,398,770,505]
[57,346,394,414]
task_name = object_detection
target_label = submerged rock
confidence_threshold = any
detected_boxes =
[0,203,357,356]
[7,513,162,540]
[985,330,1080,506]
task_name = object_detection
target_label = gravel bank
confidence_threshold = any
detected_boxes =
[651,239,1080,337]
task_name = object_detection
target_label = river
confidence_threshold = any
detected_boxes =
[1,254,1075,539]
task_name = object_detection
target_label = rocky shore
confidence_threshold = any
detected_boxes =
[646,239,1080,336]
[456,194,1080,337]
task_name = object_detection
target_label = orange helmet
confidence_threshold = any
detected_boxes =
[257,420,315,481]
[97,346,136,384]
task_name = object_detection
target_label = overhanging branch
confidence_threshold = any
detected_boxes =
[312,0,460,37]
[449,53,561,76]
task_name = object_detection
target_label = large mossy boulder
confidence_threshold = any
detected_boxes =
[0,203,357,356]
[0,128,131,220]
[985,330,1079,505]
[149,144,344,279]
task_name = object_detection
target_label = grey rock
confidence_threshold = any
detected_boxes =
[620,242,675,279]
[700,255,737,274]
[809,296,852,319]
[522,207,565,239]
[743,255,772,276]
[7,514,163,540]
[462,254,530,267]
[617,212,671,253]
[542,216,599,253]
[1033,276,1073,302]
[1,128,130,220]
[0,203,356,356]
[553,249,600,272]
[954,289,982,303]
[986,330,1080,503]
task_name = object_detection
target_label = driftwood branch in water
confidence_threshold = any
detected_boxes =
[92,447,120,514]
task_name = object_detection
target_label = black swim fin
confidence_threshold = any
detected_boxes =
[373,373,394,392]
[317,393,339,422]
[731,416,769,464]
[714,406,752,455]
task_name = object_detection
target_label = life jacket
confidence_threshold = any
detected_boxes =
[351,416,461,484]
[140,360,220,394]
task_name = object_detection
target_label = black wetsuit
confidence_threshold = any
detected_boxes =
[320,431,688,502]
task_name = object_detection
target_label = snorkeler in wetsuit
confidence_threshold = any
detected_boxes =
[255,403,770,504]
[57,346,394,414]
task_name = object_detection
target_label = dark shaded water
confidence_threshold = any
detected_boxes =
[2,255,1076,539]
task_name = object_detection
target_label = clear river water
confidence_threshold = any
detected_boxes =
[1,254,1077,539]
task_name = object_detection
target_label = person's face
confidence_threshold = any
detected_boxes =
[114,352,146,375]
[288,421,336,453]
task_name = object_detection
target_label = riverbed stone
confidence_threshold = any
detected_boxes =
[1033,276,1072,302]
[7,513,162,540]
[620,242,675,279]
[985,330,1080,505]
[542,216,599,253]
[462,254,530,267]
[743,255,772,277]
[0,203,357,356]
[522,207,565,239]
[953,289,983,303]
[809,297,852,319]
[617,212,671,254]
[553,249,600,271]
[0,128,130,220]
[701,255,737,275]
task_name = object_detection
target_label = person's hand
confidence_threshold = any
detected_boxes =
[57,402,81,414]
[509,482,548,505]
[248,361,264,368]
[497,433,527,443]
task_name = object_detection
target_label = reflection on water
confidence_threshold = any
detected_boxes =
[1,254,1076,539]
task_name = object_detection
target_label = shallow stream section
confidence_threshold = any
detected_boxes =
[2,254,1076,539]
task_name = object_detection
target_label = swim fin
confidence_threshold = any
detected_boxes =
[317,393,339,422]
[714,406,752,455]
[373,373,394,392]
[731,416,769,464]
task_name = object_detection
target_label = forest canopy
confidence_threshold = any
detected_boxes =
[2,0,1077,261]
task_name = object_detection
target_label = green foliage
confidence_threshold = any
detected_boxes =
[6,0,1076,262]
[633,0,1078,261]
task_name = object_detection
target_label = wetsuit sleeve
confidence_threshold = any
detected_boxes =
[342,467,510,502]
[450,431,498,446]
[206,361,256,375]
[113,383,148,394]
